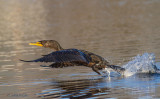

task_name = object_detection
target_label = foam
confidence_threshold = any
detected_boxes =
[103,53,159,77]
[123,53,157,77]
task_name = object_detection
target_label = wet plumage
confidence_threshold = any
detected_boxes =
[21,40,125,75]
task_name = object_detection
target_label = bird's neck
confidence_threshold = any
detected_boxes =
[51,44,64,51]
[57,45,64,51]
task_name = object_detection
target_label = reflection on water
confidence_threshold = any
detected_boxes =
[1,74,159,99]
[0,0,160,99]
[37,78,110,99]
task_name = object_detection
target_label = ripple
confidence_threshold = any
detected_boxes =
[0,81,50,86]
[1,65,15,67]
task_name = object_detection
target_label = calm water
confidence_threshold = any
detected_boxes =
[1,0,160,99]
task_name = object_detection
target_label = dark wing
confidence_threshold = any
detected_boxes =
[20,49,89,64]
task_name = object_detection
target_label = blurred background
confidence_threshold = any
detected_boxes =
[0,0,160,99]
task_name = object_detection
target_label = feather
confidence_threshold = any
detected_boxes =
[20,49,89,64]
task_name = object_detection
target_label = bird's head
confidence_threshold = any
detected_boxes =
[29,40,63,51]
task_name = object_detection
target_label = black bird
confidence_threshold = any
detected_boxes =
[21,40,125,75]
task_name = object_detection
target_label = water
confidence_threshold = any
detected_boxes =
[123,53,158,77]
[101,53,160,77]
[1,0,160,99]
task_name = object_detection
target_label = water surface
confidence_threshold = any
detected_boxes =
[0,0,160,99]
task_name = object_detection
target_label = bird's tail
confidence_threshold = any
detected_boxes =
[19,59,34,62]
[107,65,125,74]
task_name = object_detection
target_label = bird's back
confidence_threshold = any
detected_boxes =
[80,50,110,67]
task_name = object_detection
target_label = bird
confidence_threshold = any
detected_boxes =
[20,40,125,75]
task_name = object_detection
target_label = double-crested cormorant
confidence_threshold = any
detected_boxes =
[21,40,125,75]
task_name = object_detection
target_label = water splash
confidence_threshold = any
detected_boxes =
[102,53,160,77]
[123,53,157,77]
